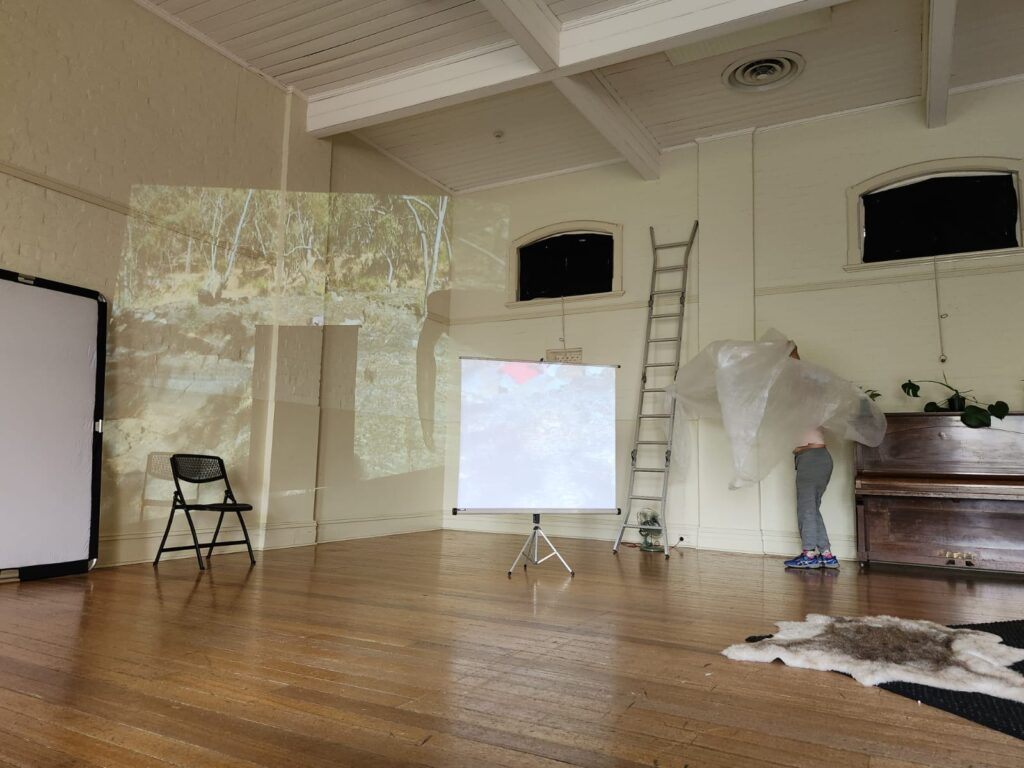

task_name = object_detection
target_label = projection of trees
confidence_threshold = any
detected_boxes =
[109,187,454,519]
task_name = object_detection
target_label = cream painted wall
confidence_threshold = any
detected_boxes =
[751,82,1024,558]
[5,0,1024,567]
[0,0,445,566]
[316,137,453,544]
[0,0,466,566]
[443,152,702,545]
[443,80,1024,560]
[331,135,445,195]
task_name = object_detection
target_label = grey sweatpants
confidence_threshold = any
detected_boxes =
[795,447,833,552]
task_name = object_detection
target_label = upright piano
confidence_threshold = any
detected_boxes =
[855,412,1024,573]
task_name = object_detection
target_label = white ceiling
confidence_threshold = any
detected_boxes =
[139,0,1024,192]
[360,83,620,191]
[145,0,512,95]
[950,0,1024,88]
[600,0,922,149]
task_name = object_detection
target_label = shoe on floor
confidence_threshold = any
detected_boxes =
[784,552,822,569]
[820,552,840,569]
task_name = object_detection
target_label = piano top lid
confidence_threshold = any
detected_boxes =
[856,412,1024,477]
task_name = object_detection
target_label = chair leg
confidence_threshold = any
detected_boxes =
[236,511,256,565]
[208,511,225,558]
[153,508,177,566]
[183,511,206,570]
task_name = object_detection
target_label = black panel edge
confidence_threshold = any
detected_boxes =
[91,296,107,562]
[0,269,106,572]
[18,559,91,581]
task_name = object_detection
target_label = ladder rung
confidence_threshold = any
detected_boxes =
[620,524,664,530]
[644,363,676,368]
[633,468,667,473]
[654,265,686,273]
[630,495,663,501]
[651,289,683,296]
[642,387,666,392]
[654,240,689,250]
[651,312,681,319]
[648,337,681,343]
[637,440,669,445]
[639,414,672,419]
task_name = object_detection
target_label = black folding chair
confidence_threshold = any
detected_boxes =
[153,454,255,570]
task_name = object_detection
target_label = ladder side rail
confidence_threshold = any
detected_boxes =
[614,226,662,553]
[648,223,691,556]
[615,223,696,555]
[657,220,698,556]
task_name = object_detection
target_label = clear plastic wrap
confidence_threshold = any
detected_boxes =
[669,329,886,488]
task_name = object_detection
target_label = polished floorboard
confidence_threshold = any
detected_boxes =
[0,530,1023,767]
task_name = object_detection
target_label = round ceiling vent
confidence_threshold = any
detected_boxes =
[722,51,805,92]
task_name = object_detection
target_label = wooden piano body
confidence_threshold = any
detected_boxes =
[854,412,1024,573]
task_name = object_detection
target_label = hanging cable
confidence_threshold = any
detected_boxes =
[560,295,568,352]
[932,255,949,364]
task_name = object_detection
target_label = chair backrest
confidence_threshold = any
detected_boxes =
[170,454,240,504]
[170,454,227,484]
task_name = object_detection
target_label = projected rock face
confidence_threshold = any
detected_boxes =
[108,186,459,525]
[457,359,617,510]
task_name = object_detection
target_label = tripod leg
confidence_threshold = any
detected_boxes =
[508,530,533,575]
[536,528,574,575]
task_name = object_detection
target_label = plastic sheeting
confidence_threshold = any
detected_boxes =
[669,329,886,488]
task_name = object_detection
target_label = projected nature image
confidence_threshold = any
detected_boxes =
[458,359,616,510]
[107,186,453,512]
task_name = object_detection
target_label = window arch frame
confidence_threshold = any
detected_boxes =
[845,156,1024,269]
[506,220,624,307]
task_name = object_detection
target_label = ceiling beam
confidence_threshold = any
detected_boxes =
[553,73,660,180]
[307,45,545,136]
[308,0,852,137]
[924,0,958,128]
[477,0,562,71]
[558,0,843,72]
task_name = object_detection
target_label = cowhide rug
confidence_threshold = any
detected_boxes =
[723,614,1024,703]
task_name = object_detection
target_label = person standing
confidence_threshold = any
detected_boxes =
[783,345,840,570]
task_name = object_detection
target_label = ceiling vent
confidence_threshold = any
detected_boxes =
[722,51,804,92]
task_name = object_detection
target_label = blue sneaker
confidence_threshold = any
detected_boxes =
[784,552,822,569]
[820,552,840,569]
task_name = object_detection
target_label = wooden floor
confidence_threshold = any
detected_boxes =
[1,532,1023,767]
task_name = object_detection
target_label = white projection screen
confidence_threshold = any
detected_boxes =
[457,358,617,511]
[0,270,104,576]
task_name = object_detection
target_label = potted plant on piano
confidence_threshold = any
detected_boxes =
[901,376,1009,428]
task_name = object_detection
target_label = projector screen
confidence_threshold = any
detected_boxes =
[457,358,616,511]
[0,271,104,573]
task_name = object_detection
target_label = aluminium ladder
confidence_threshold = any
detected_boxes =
[613,221,698,558]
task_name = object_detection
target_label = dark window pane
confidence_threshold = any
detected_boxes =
[862,174,1019,263]
[518,232,614,301]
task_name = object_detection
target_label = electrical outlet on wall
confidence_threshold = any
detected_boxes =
[545,347,583,363]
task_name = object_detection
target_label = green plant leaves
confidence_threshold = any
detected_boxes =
[961,405,992,428]
[903,378,1010,427]
[901,380,921,397]
[988,401,1010,419]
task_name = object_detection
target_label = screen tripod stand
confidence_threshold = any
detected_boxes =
[508,513,573,576]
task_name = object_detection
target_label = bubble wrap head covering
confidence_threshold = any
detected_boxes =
[669,329,886,488]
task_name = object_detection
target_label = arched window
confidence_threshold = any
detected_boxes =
[847,158,1023,266]
[508,221,623,304]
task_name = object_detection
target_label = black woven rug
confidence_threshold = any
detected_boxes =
[745,619,1024,740]
[879,619,1024,741]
